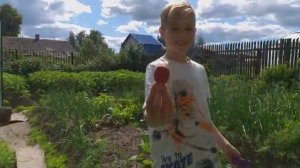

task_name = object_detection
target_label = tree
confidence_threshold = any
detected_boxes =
[0,4,22,36]
[118,45,143,72]
[68,31,76,48]
[76,31,87,46]
[195,34,205,46]
[88,30,107,48]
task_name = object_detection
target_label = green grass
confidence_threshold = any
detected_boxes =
[0,140,16,168]
[20,70,299,167]
[209,75,300,166]
[28,128,68,168]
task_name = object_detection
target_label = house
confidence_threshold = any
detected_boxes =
[2,34,77,57]
[121,33,163,55]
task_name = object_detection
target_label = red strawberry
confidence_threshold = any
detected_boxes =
[154,66,169,84]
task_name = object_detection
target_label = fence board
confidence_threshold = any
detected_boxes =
[200,38,300,77]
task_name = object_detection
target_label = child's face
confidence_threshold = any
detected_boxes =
[160,9,196,55]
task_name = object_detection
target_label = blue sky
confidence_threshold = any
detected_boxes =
[1,0,299,52]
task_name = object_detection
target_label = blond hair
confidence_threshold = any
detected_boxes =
[160,1,195,27]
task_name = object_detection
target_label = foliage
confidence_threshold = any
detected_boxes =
[4,56,80,75]
[27,70,144,96]
[34,90,96,166]
[209,75,300,165]
[118,45,144,72]
[129,132,153,168]
[28,128,68,168]
[0,3,22,36]
[195,33,205,46]
[29,81,144,167]
[3,73,29,97]
[0,140,16,168]
[78,140,107,168]
[68,31,76,48]
[260,64,298,87]
[257,122,300,167]
[3,73,30,106]
[8,58,42,75]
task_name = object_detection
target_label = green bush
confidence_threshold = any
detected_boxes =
[3,73,30,106]
[7,58,42,76]
[3,73,29,97]
[28,128,68,168]
[0,140,16,168]
[27,70,144,96]
[257,122,300,167]
[209,75,300,165]
[260,64,298,87]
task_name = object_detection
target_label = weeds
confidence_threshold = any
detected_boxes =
[0,140,16,168]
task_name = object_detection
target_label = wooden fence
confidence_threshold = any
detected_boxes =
[193,38,300,77]
[2,38,300,77]
[2,49,82,64]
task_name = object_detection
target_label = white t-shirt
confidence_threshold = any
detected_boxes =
[144,56,221,168]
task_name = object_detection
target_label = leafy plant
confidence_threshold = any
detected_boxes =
[28,128,68,168]
[260,64,298,87]
[79,139,107,168]
[209,75,300,164]
[0,140,16,168]
[129,132,153,168]
[257,122,300,167]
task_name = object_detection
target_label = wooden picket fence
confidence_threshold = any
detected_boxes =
[193,38,300,77]
[2,49,83,65]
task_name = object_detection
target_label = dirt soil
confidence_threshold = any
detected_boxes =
[91,121,147,168]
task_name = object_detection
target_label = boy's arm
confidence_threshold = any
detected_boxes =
[200,120,241,161]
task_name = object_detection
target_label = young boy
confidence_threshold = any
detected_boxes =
[143,1,242,167]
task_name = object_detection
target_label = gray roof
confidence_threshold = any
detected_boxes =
[2,36,76,53]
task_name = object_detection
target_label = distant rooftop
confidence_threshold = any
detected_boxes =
[281,32,300,39]
[129,33,162,45]
[2,35,76,53]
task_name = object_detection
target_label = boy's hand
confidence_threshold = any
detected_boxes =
[222,144,251,168]
[145,83,175,127]
[145,66,175,127]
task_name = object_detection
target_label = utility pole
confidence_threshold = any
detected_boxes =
[0,21,13,126]
[0,21,2,106]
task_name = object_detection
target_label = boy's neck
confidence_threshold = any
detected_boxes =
[164,50,189,63]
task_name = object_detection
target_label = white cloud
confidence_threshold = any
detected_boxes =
[116,21,145,33]
[43,0,92,22]
[144,25,160,35]
[196,0,300,28]
[3,0,92,41]
[101,0,133,18]
[100,0,166,20]
[104,35,126,52]
[197,21,289,43]
[97,20,108,26]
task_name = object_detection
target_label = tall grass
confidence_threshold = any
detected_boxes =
[0,140,16,168]
[32,86,144,167]
[209,75,300,166]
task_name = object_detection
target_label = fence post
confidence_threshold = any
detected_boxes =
[71,52,74,64]
[15,49,18,60]
[284,39,291,67]
[255,49,262,75]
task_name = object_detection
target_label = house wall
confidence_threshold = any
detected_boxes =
[144,44,162,55]
[123,38,138,48]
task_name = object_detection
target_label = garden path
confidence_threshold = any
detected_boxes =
[0,113,46,168]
